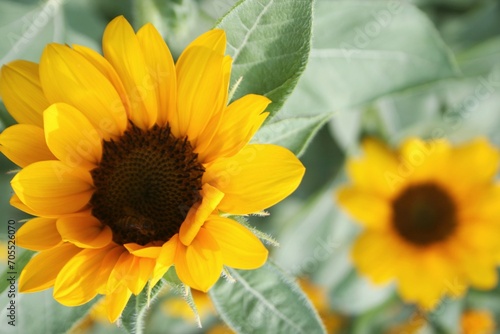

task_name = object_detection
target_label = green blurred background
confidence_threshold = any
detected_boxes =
[1,0,500,333]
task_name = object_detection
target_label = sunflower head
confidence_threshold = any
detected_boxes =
[0,16,305,322]
[337,137,500,309]
[460,309,496,334]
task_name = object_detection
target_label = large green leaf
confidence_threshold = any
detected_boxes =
[283,0,460,117]
[457,36,500,76]
[0,288,98,334]
[436,0,500,53]
[209,262,326,334]
[370,68,500,145]
[251,113,333,157]
[216,0,314,118]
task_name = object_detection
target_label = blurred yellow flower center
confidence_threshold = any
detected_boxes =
[90,123,205,245]
[392,183,457,246]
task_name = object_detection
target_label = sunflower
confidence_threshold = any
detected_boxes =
[461,309,495,334]
[337,137,500,309]
[0,16,305,322]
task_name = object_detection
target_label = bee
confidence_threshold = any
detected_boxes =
[119,207,156,240]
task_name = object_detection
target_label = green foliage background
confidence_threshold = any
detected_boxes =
[0,0,500,333]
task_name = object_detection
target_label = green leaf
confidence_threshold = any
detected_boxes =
[283,0,460,117]
[457,36,500,76]
[199,0,239,23]
[370,67,500,145]
[251,113,333,157]
[216,0,314,118]
[209,262,326,334]
[0,288,98,334]
[120,278,167,334]
[436,0,500,53]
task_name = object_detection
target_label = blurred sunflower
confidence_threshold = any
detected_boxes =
[0,16,305,322]
[337,137,500,309]
[460,309,495,334]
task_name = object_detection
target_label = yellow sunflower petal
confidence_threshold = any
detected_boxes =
[175,228,222,292]
[398,273,442,309]
[205,216,268,269]
[136,23,176,127]
[464,259,498,290]
[204,144,305,214]
[0,124,55,167]
[347,138,400,198]
[39,44,127,139]
[11,161,93,215]
[19,243,81,293]
[454,219,500,257]
[192,56,232,155]
[44,103,102,170]
[107,251,153,295]
[124,243,162,258]
[54,247,112,305]
[197,94,270,162]
[9,194,57,218]
[72,44,131,115]
[398,137,450,184]
[10,194,47,217]
[102,16,157,129]
[95,246,125,294]
[336,186,392,229]
[448,138,500,192]
[397,250,461,309]
[351,231,401,284]
[175,46,230,144]
[151,235,178,287]
[105,283,132,323]
[185,29,226,55]
[16,217,61,251]
[179,183,225,246]
[57,215,112,249]
[451,240,498,290]
[0,60,49,127]
[132,257,156,295]
[107,251,135,294]
[461,185,500,223]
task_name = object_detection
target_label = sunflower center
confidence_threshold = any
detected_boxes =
[90,123,204,246]
[391,183,457,246]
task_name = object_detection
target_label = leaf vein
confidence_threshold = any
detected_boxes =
[229,269,308,334]
[230,0,274,63]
